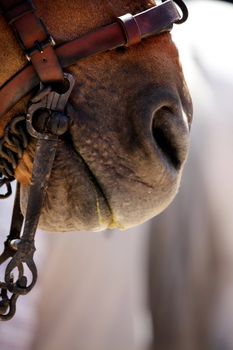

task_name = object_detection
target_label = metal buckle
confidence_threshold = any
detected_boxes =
[14,19,56,61]
[24,35,56,61]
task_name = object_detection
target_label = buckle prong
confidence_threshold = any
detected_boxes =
[25,35,56,61]
[13,18,56,62]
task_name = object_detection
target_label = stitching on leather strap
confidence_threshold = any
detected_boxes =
[117,13,141,46]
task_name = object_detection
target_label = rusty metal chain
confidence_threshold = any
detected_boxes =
[0,115,28,199]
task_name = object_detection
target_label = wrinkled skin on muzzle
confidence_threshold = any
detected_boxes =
[0,0,193,232]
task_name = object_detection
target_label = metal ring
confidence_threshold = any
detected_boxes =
[0,176,13,199]
[173,0,188,24]
[162,0,188,24]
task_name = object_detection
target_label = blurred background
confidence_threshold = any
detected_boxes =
[1,1,233,349]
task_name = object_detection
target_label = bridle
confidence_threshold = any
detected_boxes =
[0,0,188,320]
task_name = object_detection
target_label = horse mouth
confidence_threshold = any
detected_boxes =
[66,136,115,230]
[35,96,191,232]
[79,154,112,221]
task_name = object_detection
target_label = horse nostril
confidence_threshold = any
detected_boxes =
[152,106,188,170]
[153,124,181,170]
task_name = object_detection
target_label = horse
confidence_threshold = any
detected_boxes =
[0,0,192,321]
[0,0,192,233]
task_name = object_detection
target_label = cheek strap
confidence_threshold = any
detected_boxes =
[0,0,64,84]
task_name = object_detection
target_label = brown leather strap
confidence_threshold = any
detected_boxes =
[0,0,181,120]
[4,1,34,23]
[0,1,35,24]
[58,1,180,67]
[0,0,64,84]
[117,14,141,46]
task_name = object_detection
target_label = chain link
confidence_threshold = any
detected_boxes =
[0,115,28,199]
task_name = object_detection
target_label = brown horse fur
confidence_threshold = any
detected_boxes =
[0,0,192,231]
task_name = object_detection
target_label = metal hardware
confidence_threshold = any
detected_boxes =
[0,175,13,199]
[13,18,56,61]
[0,115,28,199]
[25,36,56,61]
[163,0,188,24]
[0,73,75,320]
[26,73,75,138]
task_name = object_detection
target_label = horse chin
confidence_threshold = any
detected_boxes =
[50,167,181,232]
[103,172,181,231]
[36,185,179,233]
[20,177,113,233]
[19,141,181,232]
[18,95,188,232]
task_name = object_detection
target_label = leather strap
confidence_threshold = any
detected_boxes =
[4,1,34,23]
[0,0,181,121]
[0,0,64,84]
[117,14,141,46]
